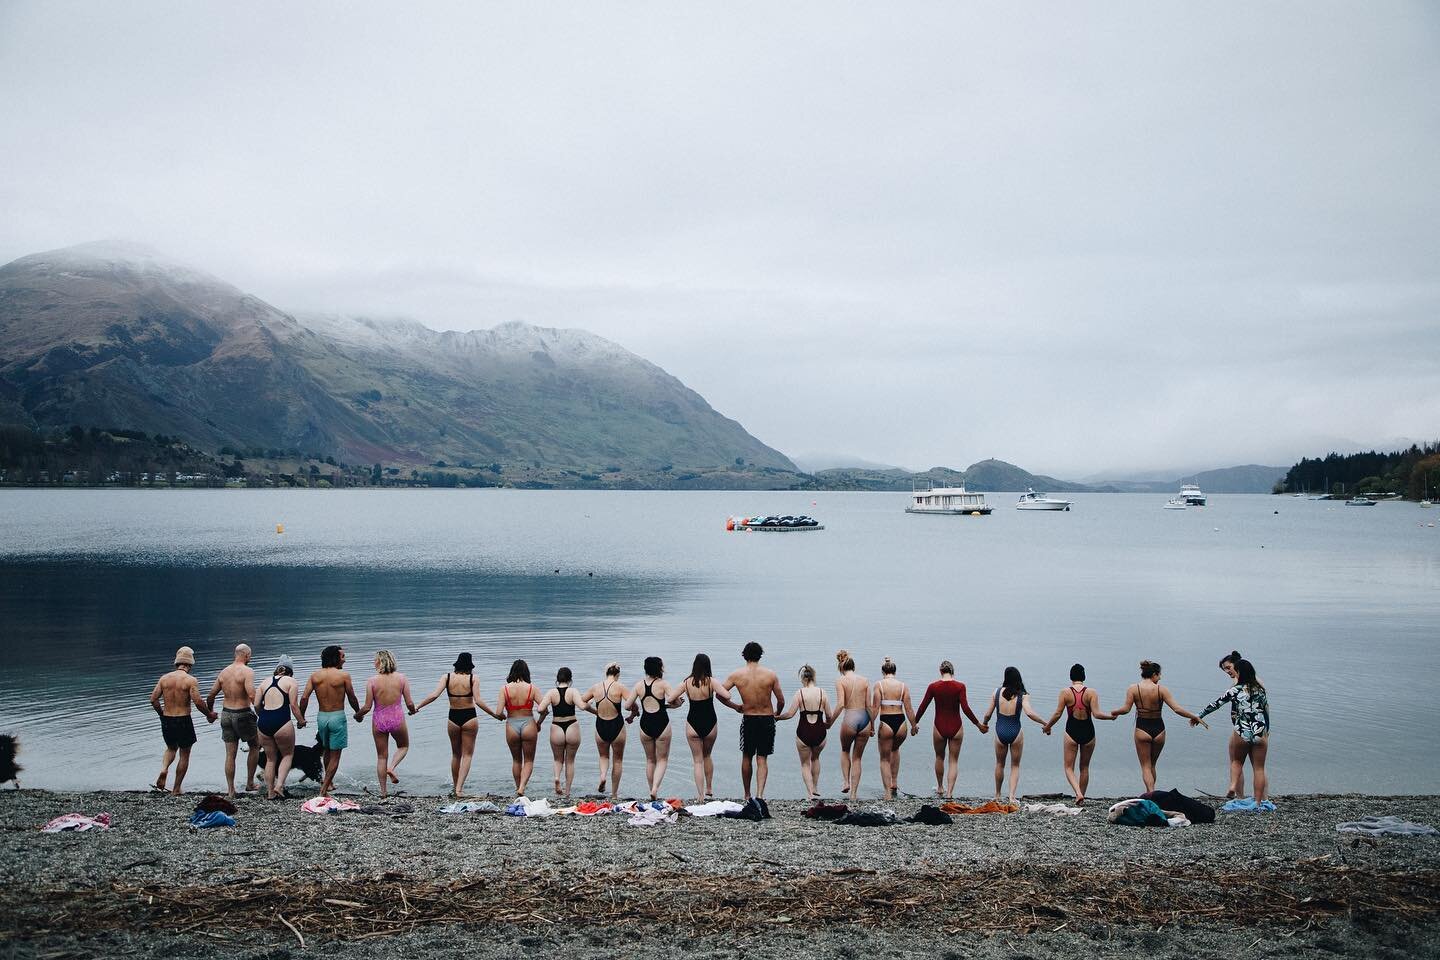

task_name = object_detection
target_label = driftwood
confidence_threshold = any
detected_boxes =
[4,859,1439,943]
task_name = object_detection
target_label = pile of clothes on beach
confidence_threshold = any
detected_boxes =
[1108,789,1216,828]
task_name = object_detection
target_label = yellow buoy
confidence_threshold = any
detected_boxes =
[276,523,285,534]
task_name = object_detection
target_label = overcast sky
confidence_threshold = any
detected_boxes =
[2,2,1437,476]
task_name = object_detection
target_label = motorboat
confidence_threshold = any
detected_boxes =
[1163,499,1188,510]
[1179,483,1206,506]
[1421,500,1434,508]
[1016,489,1072,511]
[905,479,992,515]
[1345,497,1377,506]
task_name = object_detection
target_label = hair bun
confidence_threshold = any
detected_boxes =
[836,649,850,666]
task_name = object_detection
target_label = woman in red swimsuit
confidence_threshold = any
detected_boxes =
[914,660,986,799]
[776,664,832,800]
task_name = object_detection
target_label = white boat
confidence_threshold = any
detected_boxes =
[1345,497,1377,506]
[1421,500,1434,508]
[906,479,992,515]
[1163,499,1188,510]
[1179,483,1206,506]
[1016,488,1072,511]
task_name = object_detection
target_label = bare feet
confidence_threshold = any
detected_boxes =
[170,787,183,797]
[388,769,400,784]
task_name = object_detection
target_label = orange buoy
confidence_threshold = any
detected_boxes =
[726,518,736,531]
[276,523,285,534]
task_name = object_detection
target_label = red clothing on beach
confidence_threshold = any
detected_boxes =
[916,679,980,739]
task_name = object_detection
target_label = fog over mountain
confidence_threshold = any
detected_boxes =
[1,3,1436,475]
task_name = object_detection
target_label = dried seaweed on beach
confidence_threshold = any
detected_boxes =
[5,858,1439,945]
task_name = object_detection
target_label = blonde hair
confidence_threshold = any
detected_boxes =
[939,660,954,675]
[604,661,621,677]
[798,664,816,684]
[375,650,397,674]
[836,649,855,672]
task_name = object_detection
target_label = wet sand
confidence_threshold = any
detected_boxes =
[2,789,1438,959]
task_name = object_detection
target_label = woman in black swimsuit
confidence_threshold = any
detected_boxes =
[579,662,632,800]
[776,664,832,800]
[415,652,499,798]
[1109,660,1207,793]
[628,657,675,801]
[1040,663,1115,805]
[668,653,732,801]
[539,667,581,798]
[254,657,305,800]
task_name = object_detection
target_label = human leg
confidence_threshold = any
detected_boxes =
[992,738,1006,801]
[1062,736,1081,800]
[1077,739,1095,802]
[945,734,962,798]
[701,728,717,796]
[389,725,409,782]
[931,728,945,795]
[1134,729,1156,793]
[609,728,626,799]
[518,723,538,795]
[563,723,580,796]
[456,720,478,796]
[755,755,769,800]
[273,723,297,798]
[1227,731,1247,798]
[685,723,706,800]
[1249,736,1269,802]
[224,740,240,797]
[550,724,568,794]
[172,746,191,795]
[650,726,671,799]
[797,740,817,798]
[372,728,390,798]
[1007,733,1025,804]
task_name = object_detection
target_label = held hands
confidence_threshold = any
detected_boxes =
[1042,723,1053,736]
[206,712,218,724]
[979,722,989,734]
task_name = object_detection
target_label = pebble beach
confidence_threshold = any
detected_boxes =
[2,789,1438,959]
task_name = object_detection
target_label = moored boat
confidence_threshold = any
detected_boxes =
[1179,483,1206,506]
[1016,489,1072,511]
[1345,497,1377,506]
[905,479,992,515]
[1163,498,1187,510]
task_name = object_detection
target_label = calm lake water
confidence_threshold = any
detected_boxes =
[2,489,1437,798]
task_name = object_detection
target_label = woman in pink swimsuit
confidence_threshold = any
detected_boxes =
[354,650,415,799]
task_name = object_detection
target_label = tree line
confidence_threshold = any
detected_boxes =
[1280,442,1440,498]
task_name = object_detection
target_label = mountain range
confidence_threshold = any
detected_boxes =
[0,242,793,478]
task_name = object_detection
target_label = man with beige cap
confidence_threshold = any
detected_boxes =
[148,645,217,795]
[207,643,260,797]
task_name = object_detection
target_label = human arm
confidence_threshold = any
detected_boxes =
[356,677,374,722]
[205,675,222,713]
[149,679,164,716]
[717,673,743,713]
[915,683,934,723]
[827,681,845,726]
[903,685,919,735]
[345,674,361,713]
[298,674,315,715]
[1159,686,1205,726]
[190,677,217,722]
[957,684,982,729]
[1109,685,1136,718]
[403,676,416,714]
[287,679,306,727]
[1023,694,1048,725]
[1195,686,1237,722]
[414,676,448,711]
[1041,690,1065,734]
[771,674,785,717]
[626,681,643,721]
[1088,689,1116,722]
[981,691,996,726]
[537,689,554,722]
[666,683,688,708]
[776,690,801,722]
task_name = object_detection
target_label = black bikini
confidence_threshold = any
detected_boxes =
[1064,686,1096,746]
[687,680,717,739]
[1136,686,1165,737]
[639,679,669,738]
[553,686,577,730]
[796,689,826,747]
[446,672,478,727]
[595,681,623,743]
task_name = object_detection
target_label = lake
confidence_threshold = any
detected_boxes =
[1,489,1437,798]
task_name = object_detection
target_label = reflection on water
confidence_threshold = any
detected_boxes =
[1,489,1438,797]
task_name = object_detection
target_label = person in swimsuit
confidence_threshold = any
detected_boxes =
[1196,655,1271,802]
[254,656,306,800]
[870,658,918,801]
[415,652,499,798]
[579,662,633,799]
[915,660,986,799]
[980,666,1048,804]
[206,643,260,797]
[148,645,217,796]
[537,667,581,797]
[1040,664,1116,805]
[775,664,832,800]
[829,649,872,797]
[627,656,675,801]
[720,641,784,808]
[353,650,415,800]
[1108,660,1208,793]
[299,645,361,796]
[496,659,541,797]
[666,653,734,802]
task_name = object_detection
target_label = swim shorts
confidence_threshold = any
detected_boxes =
[220,708,258,744]
[316,710,349,750]
[161,715,197,750]
[740,715,776,757]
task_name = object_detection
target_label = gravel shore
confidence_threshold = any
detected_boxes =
[2,789,1439,959]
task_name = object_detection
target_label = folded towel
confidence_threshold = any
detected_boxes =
[685,800,744,817]
[1024,803,1083,816]
[1221,797,1277,813]
[187,810,236,829]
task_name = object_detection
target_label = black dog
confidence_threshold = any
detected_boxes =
[250,741,324,786]
[0,734,20,788]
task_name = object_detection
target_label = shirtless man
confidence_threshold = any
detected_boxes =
[206,643,260,797]
[299,645,360,795]
[148,646,217,795]
[720,641,784,810]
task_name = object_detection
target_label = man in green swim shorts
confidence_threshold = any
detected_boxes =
[300,645,360,795]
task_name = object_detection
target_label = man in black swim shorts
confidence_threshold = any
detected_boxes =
[148,646,217,796]
[721,641,784,808]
